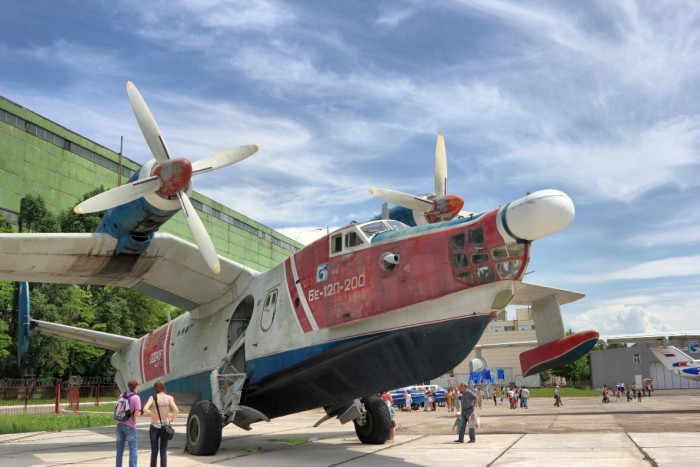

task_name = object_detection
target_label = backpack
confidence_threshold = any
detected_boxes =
[114,392,134,421]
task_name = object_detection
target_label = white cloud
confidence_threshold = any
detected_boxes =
[570,255,700,284]
[566,304,673,335]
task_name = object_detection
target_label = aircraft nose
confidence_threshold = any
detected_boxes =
[502,189,575,241]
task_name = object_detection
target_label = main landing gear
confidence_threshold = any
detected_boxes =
[353,395,392,444]
[186,400,222,456]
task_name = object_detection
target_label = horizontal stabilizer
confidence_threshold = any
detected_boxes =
[511,282,584,306]
[32,319,136,351]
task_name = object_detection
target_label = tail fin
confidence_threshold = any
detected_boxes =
[650,346,697,370]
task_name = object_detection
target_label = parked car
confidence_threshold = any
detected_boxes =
[389,385,448,409]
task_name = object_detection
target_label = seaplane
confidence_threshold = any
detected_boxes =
[0,83,598,455]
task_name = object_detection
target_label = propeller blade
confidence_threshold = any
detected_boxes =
[191,144,259,174]
[74,176,160,214]
[177,191,221,274]
[127,81,171,162]
[369,188,434,213]
[434,131,447,196]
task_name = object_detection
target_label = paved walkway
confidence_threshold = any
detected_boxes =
[1,391,699,466]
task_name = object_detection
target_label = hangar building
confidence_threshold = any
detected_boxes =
[591,342,700,390]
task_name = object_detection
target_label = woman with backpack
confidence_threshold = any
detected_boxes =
[143,381,179,467]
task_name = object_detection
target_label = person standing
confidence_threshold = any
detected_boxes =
[454,382,478,444]
[446,388,454,412]
[554,386,562,407]
[404,389,413,411]
[521,387,530,409]
[143,381,179,467]
[386,401,396,443]
[116,379,142,467]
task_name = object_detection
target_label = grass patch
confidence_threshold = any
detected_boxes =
[529,387,598,398]
[264,437,310,445]
[0,413,115,434]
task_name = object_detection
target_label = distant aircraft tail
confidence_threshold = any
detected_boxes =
[650,346,698,371]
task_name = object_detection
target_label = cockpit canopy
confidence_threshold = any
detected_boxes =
[330,220,408,256]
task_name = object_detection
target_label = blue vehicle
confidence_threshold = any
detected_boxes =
[389,385,447,409]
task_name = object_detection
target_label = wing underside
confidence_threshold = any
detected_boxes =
[0,232,258,310]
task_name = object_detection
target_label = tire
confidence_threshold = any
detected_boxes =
[353,395,391,444]
[186,400,223,456]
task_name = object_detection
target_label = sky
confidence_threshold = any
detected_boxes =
[1,0,699,336]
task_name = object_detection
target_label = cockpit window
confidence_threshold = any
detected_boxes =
[385,220,408,231]
[345,231,363,248]
[361,221,390,238]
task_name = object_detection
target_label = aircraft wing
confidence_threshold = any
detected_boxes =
[0,232,258,310]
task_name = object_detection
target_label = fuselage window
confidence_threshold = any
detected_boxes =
[456,271,474,284]
[476,266,495,283]
[497,260,522,279]
[449,233,465,250]
[451,253,468,268]
[468,227,484,244]
[472,253,489,265]
[492,244,525,259]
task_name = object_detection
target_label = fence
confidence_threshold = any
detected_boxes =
[0,377,119,416]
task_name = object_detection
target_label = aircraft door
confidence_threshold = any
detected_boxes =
[228,296,254,373]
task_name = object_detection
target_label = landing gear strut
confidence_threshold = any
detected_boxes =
[353,395,391,444]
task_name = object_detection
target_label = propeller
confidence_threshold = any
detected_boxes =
[369,132,465,224]
[74,81,259,274]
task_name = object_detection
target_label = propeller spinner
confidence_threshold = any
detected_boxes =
[369,132,465,224]
[74,82,258,274]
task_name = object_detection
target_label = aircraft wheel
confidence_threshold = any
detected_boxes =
[353,395,391,444]
[186,400,222,455]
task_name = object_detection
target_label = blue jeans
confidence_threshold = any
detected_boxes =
[149,425,169,467]
[457,408,476,442]
[116,423,138,467]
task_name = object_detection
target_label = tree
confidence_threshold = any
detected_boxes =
[551,330,592,383]
[58,187,105,233]
[19,194,58,233]
[0,216,14,373]
[0,214,12,233]
[0,281,14,374]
